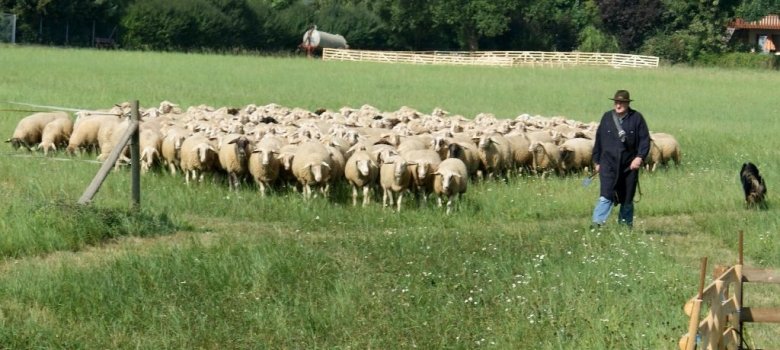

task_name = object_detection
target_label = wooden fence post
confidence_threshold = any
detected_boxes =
[78,104,140,205]
[130,100,140,209]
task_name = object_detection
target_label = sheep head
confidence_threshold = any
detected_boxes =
[436,170,461,191]
[5,138,23,150]
[356,159,371,177]
[195,144,214,164]
[309,161,331,183]
[228,136,251,163]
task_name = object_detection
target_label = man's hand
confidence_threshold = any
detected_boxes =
[629,157,643,170]
[594,164,600,173]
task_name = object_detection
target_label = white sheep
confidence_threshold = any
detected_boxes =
[432,158,468,214]
[558,138,594,175]
[139,126,163,173]
[344,149,379,206]
[446,141,480,179]
[379,154,412,212]
[326,144,346,185]
[506,133,533,175]
[474,132,512,180]
[38,117,74,156]
[96,116,128,163]
[645,133,681,172]
[248,135,284,196]
[161,126,189,175]
[218,134,252,191]
[292,141,333,199]
[529,141,562,177]
[6,111,69,151]
[403,149,442,205]
[67,114,121,155]
[180,134,219,185]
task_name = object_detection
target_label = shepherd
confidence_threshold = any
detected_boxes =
[590,90,651,228]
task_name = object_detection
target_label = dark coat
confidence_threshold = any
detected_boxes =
[592,108,650,204]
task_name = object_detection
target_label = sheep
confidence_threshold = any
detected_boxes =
[161,126,189,175]
[292,141,333,199]
[326,144,346,185]
[67,114,121,155]
[179,134,219,185]
[6,111,69,151]
[96,116,128,163]
[218,134,252,191]
[379,154,412,212]
[276,143,300,190]
[529,141,562,178]
[645,133,681,172]
[344,149,379,206]
[248,135,284,196]
[506,133,533,175]
[446,141,481,179]
[139,126,163,173]
[474,132,512,180]
[403,149,442,205]
[558,138,594,175]
[38,117,74,156]
[432,158,468,214]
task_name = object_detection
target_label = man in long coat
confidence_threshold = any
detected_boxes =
[591,90,650,227]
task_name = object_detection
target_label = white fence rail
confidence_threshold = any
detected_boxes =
[322,49,660,69]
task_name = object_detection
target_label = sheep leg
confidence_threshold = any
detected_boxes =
[396,191,404,212]
[362,186,371,207]
[437,195,443,208]
[168,162,177,176]
[352,186,358,206]
[259,182,267,197]
[446,194,454,215]
[185,170,191,185]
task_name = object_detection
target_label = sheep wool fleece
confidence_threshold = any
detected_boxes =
[592,108,650,204]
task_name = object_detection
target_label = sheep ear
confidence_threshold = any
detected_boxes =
[407,161,417,165]
[321,161,331,168]
[4,139,11,143]
[228,138,237,144]
[453,173,462,178]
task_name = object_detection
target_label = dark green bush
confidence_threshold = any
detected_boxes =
[640,31,700,64]
[695,52,780,70]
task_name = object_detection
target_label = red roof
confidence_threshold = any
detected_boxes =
[730,14,780,30]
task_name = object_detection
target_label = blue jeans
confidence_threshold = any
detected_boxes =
[592,196,634,227]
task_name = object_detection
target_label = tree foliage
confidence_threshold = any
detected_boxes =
[0,0,775,63]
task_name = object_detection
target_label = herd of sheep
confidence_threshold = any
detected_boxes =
[5,101,681,213]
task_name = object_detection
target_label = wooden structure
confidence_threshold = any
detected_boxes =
[322,48,660,69]
[679,231,780,350]
[78,100,141,208]
[728,14,780,54]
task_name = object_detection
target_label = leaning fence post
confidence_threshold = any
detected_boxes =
[78,105,140,205]
[130,100,140,209]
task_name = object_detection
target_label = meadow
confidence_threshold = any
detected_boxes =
[0,44,778,349]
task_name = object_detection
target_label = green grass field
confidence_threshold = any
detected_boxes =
[0,45,778,349]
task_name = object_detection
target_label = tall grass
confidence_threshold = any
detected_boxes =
[0,45,777,348]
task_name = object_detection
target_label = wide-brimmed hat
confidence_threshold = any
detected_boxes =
[609,90,632,102]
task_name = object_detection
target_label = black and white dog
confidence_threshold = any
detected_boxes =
[740,162,767,209]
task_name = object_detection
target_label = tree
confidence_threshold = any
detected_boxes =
[428,0,522,50]
[735,0,780,21]
[596,0,664,52]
